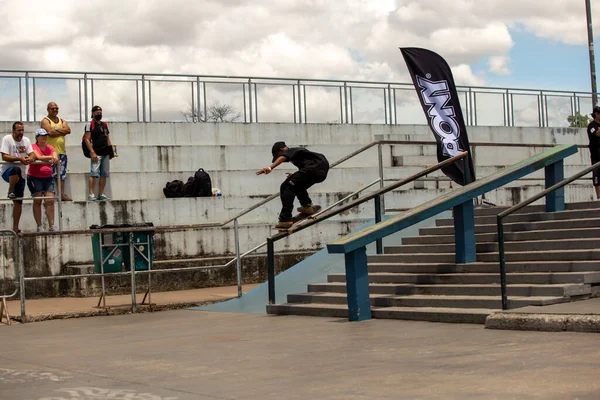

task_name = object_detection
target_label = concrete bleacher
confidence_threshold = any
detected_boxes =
[0,121,592,296]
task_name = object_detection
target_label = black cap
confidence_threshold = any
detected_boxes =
[592,106,600,117]
[271,141,287,162]
[91,105,102,113]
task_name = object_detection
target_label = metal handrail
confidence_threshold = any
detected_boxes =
[13,139,397,320]
[266,152,470,304]
[1,69,593,127]
[496,160,600,310]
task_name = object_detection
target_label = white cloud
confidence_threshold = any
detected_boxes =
[488,55,511,75]
[0,0,596,123]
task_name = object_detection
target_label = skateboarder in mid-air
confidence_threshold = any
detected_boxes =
[256,141,329,229]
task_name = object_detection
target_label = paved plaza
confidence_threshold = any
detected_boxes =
[0,309,598,400]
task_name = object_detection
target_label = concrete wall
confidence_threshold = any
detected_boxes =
[0,122,592,296]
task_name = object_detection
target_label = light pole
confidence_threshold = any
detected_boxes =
[586,0,597,106]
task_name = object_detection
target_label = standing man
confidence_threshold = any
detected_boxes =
[588,106,600,200]
[83,105,113,201]
[1,122,35,232]
[41,102,72,201]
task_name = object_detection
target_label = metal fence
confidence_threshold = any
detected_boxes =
[0,70,592,128]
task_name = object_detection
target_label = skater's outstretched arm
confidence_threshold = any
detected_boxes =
[256,155,286,175]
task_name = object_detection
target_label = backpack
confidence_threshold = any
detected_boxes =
[82,120,109,158]
[163,180,184,198]
[193,168,212,197]
[182,176,197,197]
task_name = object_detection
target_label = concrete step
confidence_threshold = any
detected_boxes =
[402,227,600,245]
[285,292,566,309]
[385,238,600,254]
[307,282,590,297]
[0,195,370,230]
[367,260,600,274]
[435,208,600,227]
[370,306,491,324]
[419,217,600,236]
[266,302,492,324]
[327,271,600,285]
[266,302,350,318]
[368,249,600,263]
[65,144,394,173]
[471,201,600,217]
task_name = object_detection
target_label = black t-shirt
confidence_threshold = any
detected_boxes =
[85,121,111,156]
[587,120,600,161]
[280,147,329,172]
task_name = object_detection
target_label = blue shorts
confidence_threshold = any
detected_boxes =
[27,176,55,195]
[52,154,68,180]
[2,167,25,200]
[90,155,110,178]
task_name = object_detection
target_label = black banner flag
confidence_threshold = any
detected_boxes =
[400,47,476,185]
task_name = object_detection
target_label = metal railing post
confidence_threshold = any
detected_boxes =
[374,195,383,255]
[25,72,30,122]
[83,74,88,119]
[78,79,83,122]
[136,80,140,122]
[203,82,207,122]
[339,86,343,123]
[19,77,23,122]
[303,85,307,123]
[129,232,137,312]
[344,82,349,124]
[248,79,253,123]
[32,78,36,121]
[56,161,63,232]
[297,80,302,124]
[18,236,26,322]
[377,143,385,212]
[383,87,388,124]
[267,238,275,304]
[141,75,146,122]
[234,219,242,298]
[148,81,152,122]
[497,216,508,310]
[196,77,201,123]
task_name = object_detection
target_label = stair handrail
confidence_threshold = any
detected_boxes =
[265,151,470,305]
[496,159,600,310]
[324,144,578,321]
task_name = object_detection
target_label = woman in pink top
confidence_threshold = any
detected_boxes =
[27,129,59,232]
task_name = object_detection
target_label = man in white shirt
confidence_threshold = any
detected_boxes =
[1,122,35,232]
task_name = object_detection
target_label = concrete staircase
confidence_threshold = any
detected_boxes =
[267,201,600,323]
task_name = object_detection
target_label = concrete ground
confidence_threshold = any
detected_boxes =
[0,310,598,400]
[1,284,261,323]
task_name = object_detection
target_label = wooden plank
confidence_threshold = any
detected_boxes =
[327,144,578,254]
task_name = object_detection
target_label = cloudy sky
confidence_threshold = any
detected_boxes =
[0,0,598,125]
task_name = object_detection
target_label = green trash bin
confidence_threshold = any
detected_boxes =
[123,223,154,271]
[90,225,129,273]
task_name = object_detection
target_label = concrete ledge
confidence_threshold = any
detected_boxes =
[485,312,600,333]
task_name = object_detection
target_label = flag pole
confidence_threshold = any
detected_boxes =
[586,0,597,106]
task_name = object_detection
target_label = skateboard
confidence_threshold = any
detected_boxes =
[275,205,322,231]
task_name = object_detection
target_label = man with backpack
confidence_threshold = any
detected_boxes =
[83,105,114,201]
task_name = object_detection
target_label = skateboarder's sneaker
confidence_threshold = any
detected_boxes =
[275,220,294,229]
[296,204,316,215]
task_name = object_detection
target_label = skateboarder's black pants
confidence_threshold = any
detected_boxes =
[279,169,327,221]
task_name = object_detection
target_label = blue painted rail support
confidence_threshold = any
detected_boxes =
[344,246,371,321]
[454,157,476,264]
[374,195,383,255]
[267,238,275,304]
[544,160,565,212]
